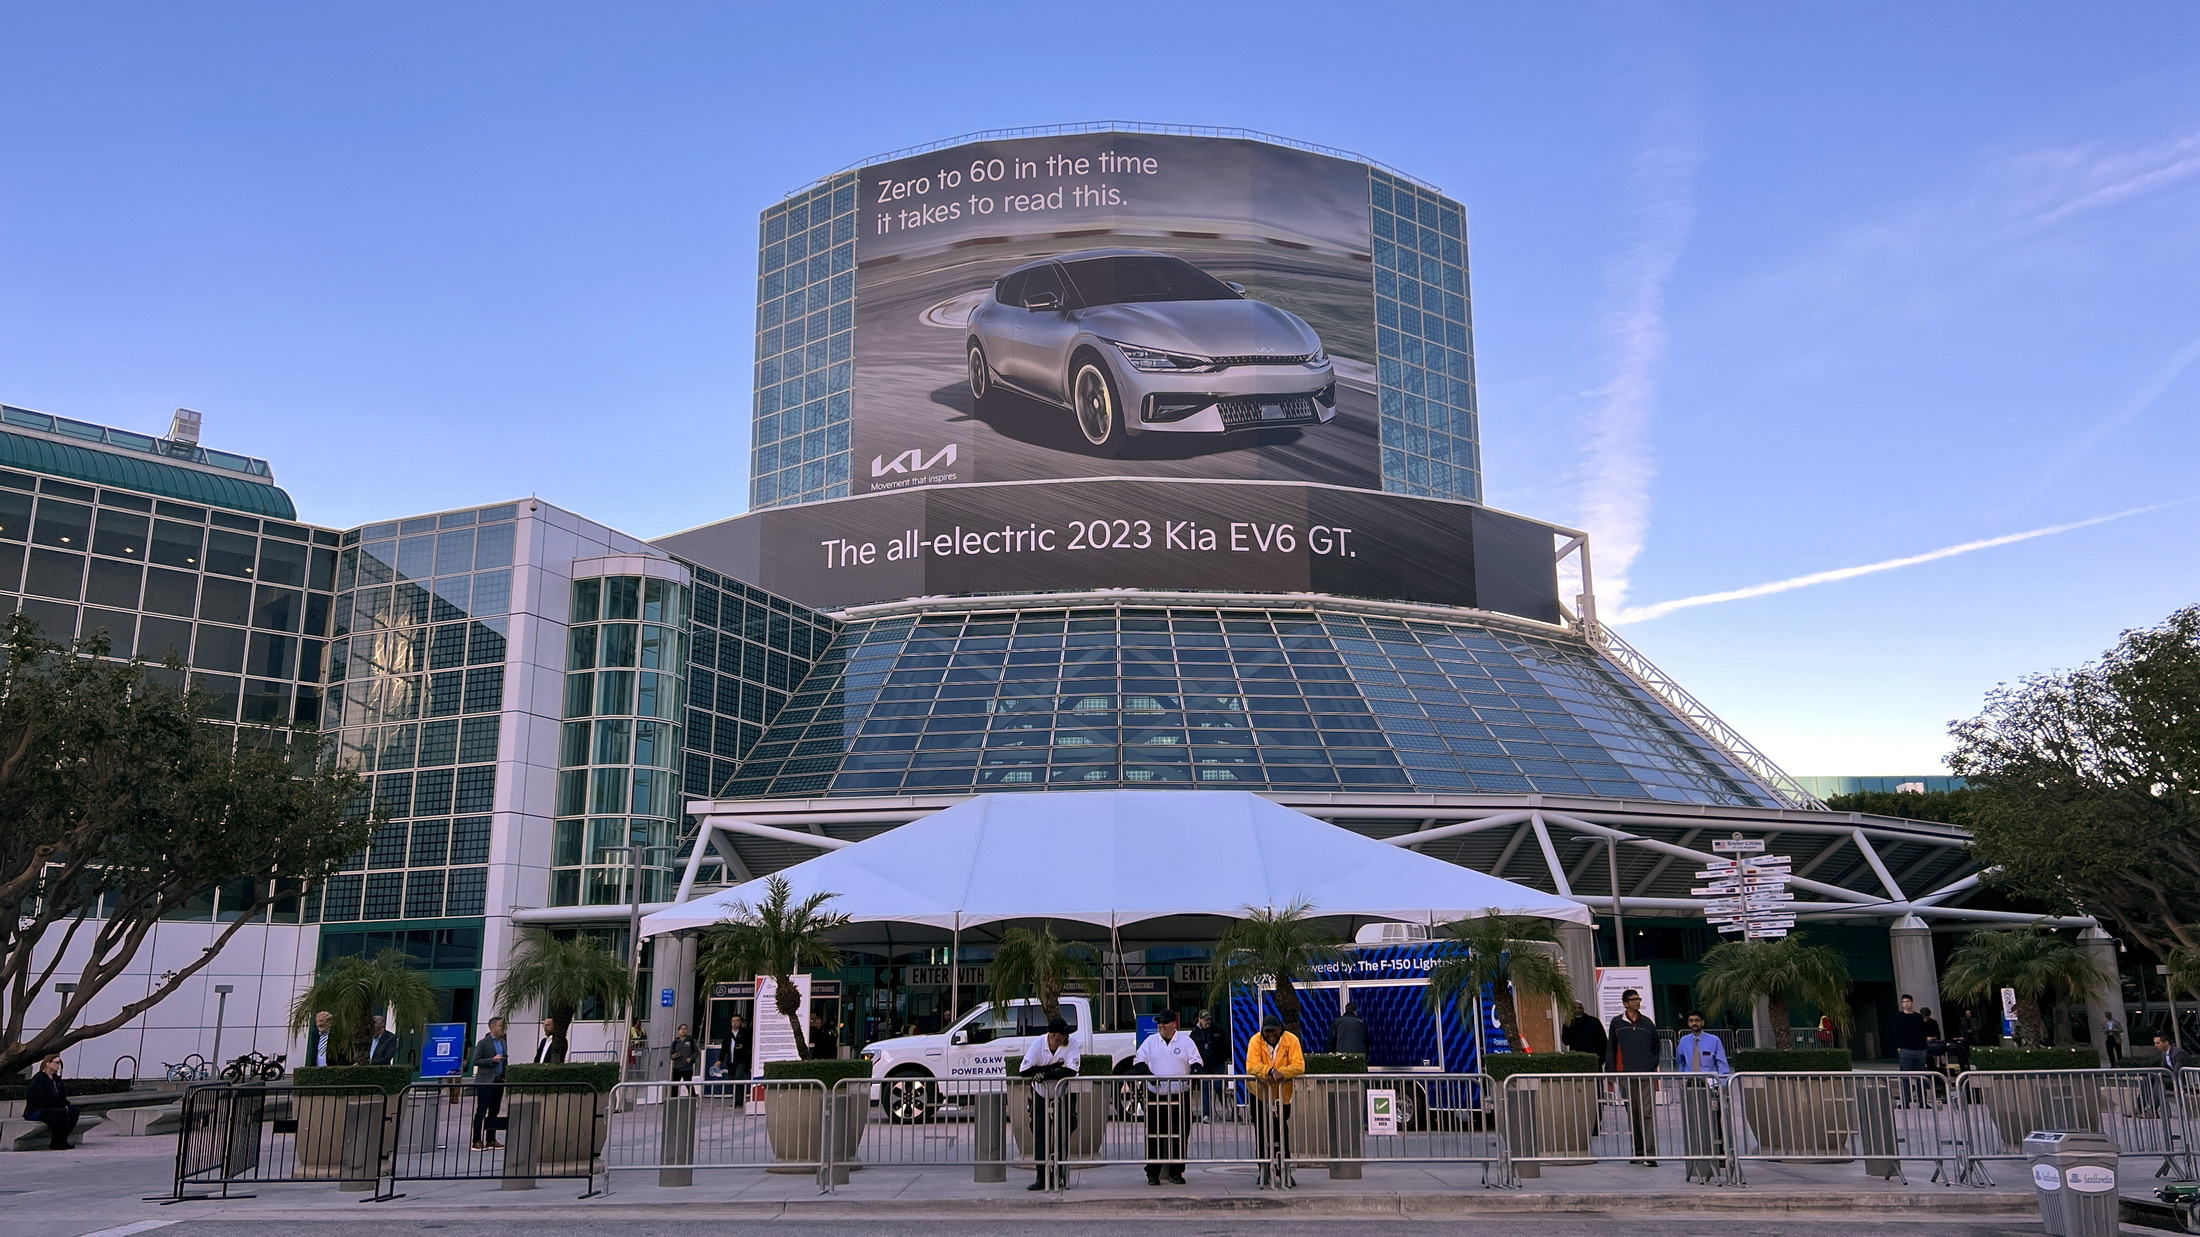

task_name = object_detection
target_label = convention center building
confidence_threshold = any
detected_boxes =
[19,125,2122,1077]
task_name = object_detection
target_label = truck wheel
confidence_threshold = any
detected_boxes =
[883,1070,939,1124]
[1397,1082,1428,1132]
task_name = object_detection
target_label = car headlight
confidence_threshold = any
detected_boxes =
[1111,341,1213,372]
[1307,346,1328,366]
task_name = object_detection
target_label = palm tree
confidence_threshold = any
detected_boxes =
[698,875,850,1060]
[985,924,1098,1023]
[1206,901,1345,1034]
[1426,910,1575,1054]
[289,950,438,1065]
[1696,934,1853,1050]
[1942,928,2110,1047]
[493,928,632,1039]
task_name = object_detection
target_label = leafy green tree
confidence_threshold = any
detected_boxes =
[1695,934,1853,1049]
[1823,789,1974,826]
[289,950,438,1064]
[493,928,632,1039]
[1951,605,2200,958]
[1426,910,1575,1054]
[1206,901,1345,1035]
[0,618,369,1078]
[698,875,849,1059]
[1941,927,2110,1047]
[984,925,1097,1023]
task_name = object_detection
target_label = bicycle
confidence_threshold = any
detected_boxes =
[219,1051,287,1083]
[162,1054,213,1081]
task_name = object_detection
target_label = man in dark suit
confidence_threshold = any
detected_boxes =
[470,1017,508,1151]
[722,1014,752,1109]
[533,1017,567,1064]
[1607,989,1661,1165]
[365,1016,400,1066]
[305,1010,339,1067]
[2160,1033,2186,1072]
[23,1055,78,1150]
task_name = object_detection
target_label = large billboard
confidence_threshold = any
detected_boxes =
[658,479,1562,622]
[854,133,1377,495]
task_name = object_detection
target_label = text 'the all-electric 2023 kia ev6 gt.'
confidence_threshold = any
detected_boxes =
[965,249,1338,456]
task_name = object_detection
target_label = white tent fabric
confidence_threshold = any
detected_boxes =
[640,789,1589,937]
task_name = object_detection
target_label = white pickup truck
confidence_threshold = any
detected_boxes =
[862,996,1138,1122]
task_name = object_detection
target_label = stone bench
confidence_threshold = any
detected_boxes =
[2,1113,104,1150]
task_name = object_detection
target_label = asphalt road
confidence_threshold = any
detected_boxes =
[92,1218,2057,1237]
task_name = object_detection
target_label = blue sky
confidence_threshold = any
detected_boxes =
[3,3,2195,775]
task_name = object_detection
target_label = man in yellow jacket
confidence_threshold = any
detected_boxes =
[1244,1015,1305,1187]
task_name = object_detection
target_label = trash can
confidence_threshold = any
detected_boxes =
[2023,1130,2119,1237]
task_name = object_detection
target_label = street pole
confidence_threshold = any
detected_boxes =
[1607,839,1627,967]
[212,984,234,1070]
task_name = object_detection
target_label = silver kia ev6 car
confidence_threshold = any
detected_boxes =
[965,249,1337,456]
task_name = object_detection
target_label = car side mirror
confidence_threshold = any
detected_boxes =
[1225,282,1246,294]
[1022,291,1062,311]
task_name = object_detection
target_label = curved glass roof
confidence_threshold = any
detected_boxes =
[717,601,1781,808]
[0,429,297,519]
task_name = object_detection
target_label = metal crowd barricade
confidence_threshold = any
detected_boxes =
[1726,1070,1958,1186]
[822,1072,1272,1193]
[1498,1071,1730,1185]
[1954,1067,2183,1185]
[165,1081,403,1201]
[1285,1074,1503,1185]
[601,1078,826,1187]
[388,1081,607,1197]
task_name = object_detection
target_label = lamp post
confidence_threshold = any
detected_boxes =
[602,836,676,1075]
[212,985,235,1072]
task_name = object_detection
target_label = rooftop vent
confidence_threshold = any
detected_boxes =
[169,408,203,446]
[1355,922,1432,945]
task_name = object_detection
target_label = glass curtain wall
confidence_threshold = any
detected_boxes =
[750,174,859,509]
[313,503,519,923]
[552,573,691,907]
[1371,171,1479,503]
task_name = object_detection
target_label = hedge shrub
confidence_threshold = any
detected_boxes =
[1483,1051,1602,1082]
[1732,1048,1852,1073]
[504,1062,622,1093]
[760,1058,872,1086]
[1303,1053,1368,1075]
[1971,1046,2100,1071]
[292,1065,412,1095]
[0,1076,137,1101]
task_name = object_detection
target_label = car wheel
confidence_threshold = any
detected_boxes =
[884,1070,939,1124]
[968,341,995,409]
[1070,358,1126,456]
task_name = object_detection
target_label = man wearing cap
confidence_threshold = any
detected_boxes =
[1132,1009,1201,1185]
[1244,1015,1305,1187]
[1016,1016,1080,1191]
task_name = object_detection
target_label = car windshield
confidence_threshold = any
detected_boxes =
[1059,255,1239,306]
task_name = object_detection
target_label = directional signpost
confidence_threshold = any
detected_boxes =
[1698,833,1794,939]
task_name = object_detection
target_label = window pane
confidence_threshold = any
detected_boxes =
[92,510,148,559]
[32,499,91,549]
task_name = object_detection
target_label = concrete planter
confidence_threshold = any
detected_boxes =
[1974,1074,2102,1149]
[1284,1078,1366,1176]
[1009,1081,1106,1165]
[293,1092,394,1184]
[1737,1075,1853,1161]
[1502,1076,1598,1177]
[764,1089,866,1174]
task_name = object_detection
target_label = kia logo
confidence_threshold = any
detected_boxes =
[872,445,957,476]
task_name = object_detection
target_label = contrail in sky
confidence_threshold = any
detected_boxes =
[1610,499,2194,624]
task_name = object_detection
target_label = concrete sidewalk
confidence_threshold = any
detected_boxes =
[2,1130,2068,1237]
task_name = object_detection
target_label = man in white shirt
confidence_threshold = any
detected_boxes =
[1016,1016,1079,1192]
[1676,1012,1730,1076]
[1132,1009,1201,1185]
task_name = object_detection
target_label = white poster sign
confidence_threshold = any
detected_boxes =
[751,974,813,1080]
[2001,987,2018,1039]
[1367,1089,1397,1136]
[1595,967,1656,1027]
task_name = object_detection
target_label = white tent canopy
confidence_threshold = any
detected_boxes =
[640,789,1590,937]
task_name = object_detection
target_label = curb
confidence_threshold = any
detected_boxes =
[197,1189,2040,1220]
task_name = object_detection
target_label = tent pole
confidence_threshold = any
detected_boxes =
[949,913,961,1026]
[1110,916,1124,1032]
